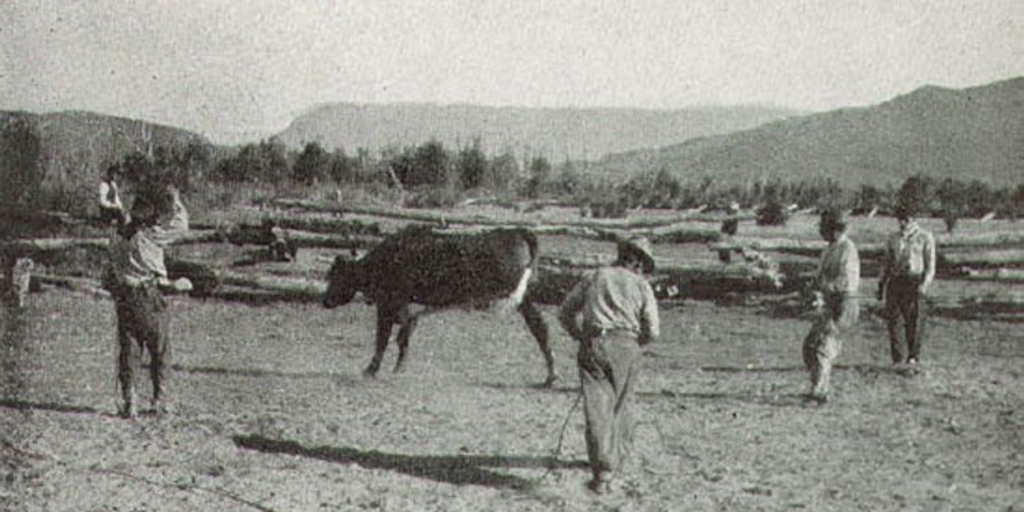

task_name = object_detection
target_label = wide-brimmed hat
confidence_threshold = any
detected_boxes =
[617,236,655,274]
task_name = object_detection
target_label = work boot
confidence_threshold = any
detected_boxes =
[119,386,137,419]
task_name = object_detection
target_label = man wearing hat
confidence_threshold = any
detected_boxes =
[559,236,660,494]
[108,184,191,418]
[878,201,935,366]
[802,209,860,403]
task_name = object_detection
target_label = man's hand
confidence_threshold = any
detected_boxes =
[917,284,929,296]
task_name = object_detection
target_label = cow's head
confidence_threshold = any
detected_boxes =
[323,255,361,308]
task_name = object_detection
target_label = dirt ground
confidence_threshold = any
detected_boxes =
[1,278,1021,511]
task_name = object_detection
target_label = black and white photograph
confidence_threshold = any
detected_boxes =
[1,1,1022,510]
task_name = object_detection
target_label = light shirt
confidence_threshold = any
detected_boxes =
[818,234,860,296]
[883,222,936,287]
[110,202,188,287]
[98,180,122,211]
[560,266,660,343]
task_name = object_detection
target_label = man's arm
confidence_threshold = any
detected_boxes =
[638,281,660,346]
[558,282,587,342]
[877,237,893,300]
[920,231,936,294]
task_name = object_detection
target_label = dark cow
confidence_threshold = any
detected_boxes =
[323,227,556,386]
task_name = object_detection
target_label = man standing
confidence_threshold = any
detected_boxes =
[803,209,860,403]
[559,237,660,494]
[878,202,936,366]
[108,185,190,418]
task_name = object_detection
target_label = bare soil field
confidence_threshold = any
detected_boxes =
[2,280,1022,511]
[2,212,1022,511]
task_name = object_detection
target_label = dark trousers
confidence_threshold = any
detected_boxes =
[113,281,170,405]
[885,276,927,363]
[578,330,641,479]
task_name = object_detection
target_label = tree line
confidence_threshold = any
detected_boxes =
[93,137,1024,225]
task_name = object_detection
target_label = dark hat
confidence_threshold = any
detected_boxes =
[819,208,848,231]
[894,200,917,220]
[617,236,655,274]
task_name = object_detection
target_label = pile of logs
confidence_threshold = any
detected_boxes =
[3,202,1020,322]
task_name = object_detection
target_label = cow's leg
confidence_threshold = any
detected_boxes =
[365,307,396,378]
[520,300,556,387]
[393,307,418,373]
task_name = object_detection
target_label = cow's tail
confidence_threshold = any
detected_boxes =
[508,229,539,310]
[522,228,540,273]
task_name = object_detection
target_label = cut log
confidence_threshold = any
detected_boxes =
[217,270,326,301]
[953,268,1024,282]
[530,263,786,305]
[30,274,110,299]
[934,230,1024,248]
[270,198,750,230]
[1,230,224,253]
[940,249,1024,269]
[712,231,1024,260]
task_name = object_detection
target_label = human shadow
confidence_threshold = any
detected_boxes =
[700,365,805,373]
[232,434,587,490]
[643,390,808,407]
[0,398,100,415]
[477,381,579,395]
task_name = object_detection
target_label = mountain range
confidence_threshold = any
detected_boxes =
[274,103,799,162]
[587,77,1024,187]
[2,76,1021,215]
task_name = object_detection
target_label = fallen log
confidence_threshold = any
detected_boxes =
[217,270,326,301]
[218,226,382,251]
[713,230,1024,259]
[530,263,786,305]
[270,198,746,231]
[952,268,1024,282]
[940,249,1024,269]
[933,230,1024,248]
[2,230,224,253]
[30,274,110,299]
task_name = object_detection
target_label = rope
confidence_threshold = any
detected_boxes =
[534,389,584,484]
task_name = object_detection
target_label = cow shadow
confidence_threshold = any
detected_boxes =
[171,364,360,384]
[232,434,587,491]
[699,365,805,373]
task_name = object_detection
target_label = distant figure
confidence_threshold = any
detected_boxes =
[878,202,935,367]
[7,258,34,308]
[108,185,190,418]
[718,202,740,263]
[98,165,127,226]
[559,237,660,494]
[802,210,860,404]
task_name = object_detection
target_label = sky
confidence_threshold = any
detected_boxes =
[2,0,1022,144]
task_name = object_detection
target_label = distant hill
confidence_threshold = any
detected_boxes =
[0,110,210,215]
[588,77,1024,187]
[275,103,799,160]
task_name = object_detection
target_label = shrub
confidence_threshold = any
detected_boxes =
[756,199,789,226]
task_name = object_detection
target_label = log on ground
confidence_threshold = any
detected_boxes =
[940,249,1024,269]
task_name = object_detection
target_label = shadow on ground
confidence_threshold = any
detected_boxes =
[233,434,587,490]
[172,364,359,383]
[0,398,100,415]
